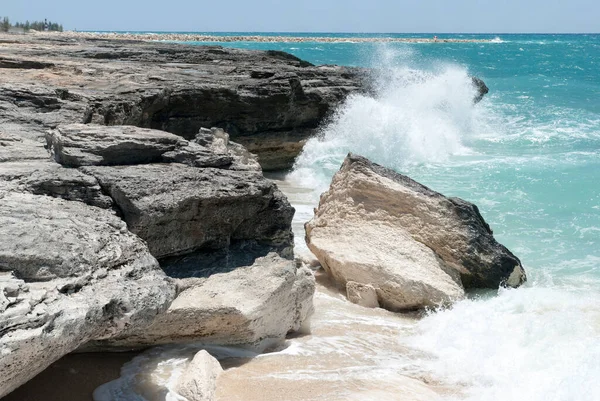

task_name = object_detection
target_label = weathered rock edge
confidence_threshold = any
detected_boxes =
[0,192,176,398]
[306,154,526,310]
[84,253,315,351]
[0,33,489,170]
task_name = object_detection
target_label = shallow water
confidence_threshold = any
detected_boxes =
[97,34,600,400]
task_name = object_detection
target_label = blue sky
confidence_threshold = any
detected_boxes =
[1,0,598,33]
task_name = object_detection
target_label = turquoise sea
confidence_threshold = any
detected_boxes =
[100,34,600,401]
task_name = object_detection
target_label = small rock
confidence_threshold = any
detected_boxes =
[175,350,223,401]
[346,281,379,308]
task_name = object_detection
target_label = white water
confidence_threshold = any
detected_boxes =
[290,62,483,196]
[408,286,600,401]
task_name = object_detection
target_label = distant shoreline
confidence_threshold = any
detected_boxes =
[31,31,493,43]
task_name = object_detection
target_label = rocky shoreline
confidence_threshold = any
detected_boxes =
[31,31,493,44]
[0,33,516,400]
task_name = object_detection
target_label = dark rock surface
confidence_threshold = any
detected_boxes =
[0,34,488,170]
[84,163,293,259]
[0,35,366,170]
[42,123,294,259]
[471,77,490,103]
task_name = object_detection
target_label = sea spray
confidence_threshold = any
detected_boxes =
[404,284,600,401]
[290,48,484,196]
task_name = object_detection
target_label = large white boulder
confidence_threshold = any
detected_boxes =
[306,154,526,311]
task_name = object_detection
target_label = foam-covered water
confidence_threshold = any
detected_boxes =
[96,34,600,400]
[290,47,481,194]
[407,286,600,401]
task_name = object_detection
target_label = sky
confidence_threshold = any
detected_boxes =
[1,0,598,33]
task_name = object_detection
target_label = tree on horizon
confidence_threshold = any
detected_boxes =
[0,17,63,32]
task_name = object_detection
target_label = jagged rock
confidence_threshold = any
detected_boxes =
[0,34,489,170]
[0,161,113,208]
[306,154,526,311]
[472,77,489,103]
[0,192,175,398]
[82,163,294,259]
[175,350,223,401]
[193,127,261,171]
[84,253,314,350]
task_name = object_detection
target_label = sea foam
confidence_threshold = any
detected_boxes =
[290,46,483,197]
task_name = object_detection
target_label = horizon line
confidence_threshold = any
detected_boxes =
[75,30,600,35]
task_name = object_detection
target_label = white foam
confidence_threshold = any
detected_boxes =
[405,285,600,401]
[290,47,483,199]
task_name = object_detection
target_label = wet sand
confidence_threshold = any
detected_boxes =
[31,31,492,44]
[2,352,140,401]
[215,271,451,401]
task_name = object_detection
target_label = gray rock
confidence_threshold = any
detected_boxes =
[0,192,175,398]
[83,162,294,259]
[0,161,113,208]
[47,123,259,171]
[472,76,489,103]
[0,132,48,162]
[47,124,189,167]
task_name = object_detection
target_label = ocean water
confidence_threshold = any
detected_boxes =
[97,34,600,401]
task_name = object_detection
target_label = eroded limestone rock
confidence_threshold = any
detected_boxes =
[306,154,526,311]
[86,253,315,350]
[175,350,223,401]
[0,192,175,398]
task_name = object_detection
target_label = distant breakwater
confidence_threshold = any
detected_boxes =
[33,31,492,43]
